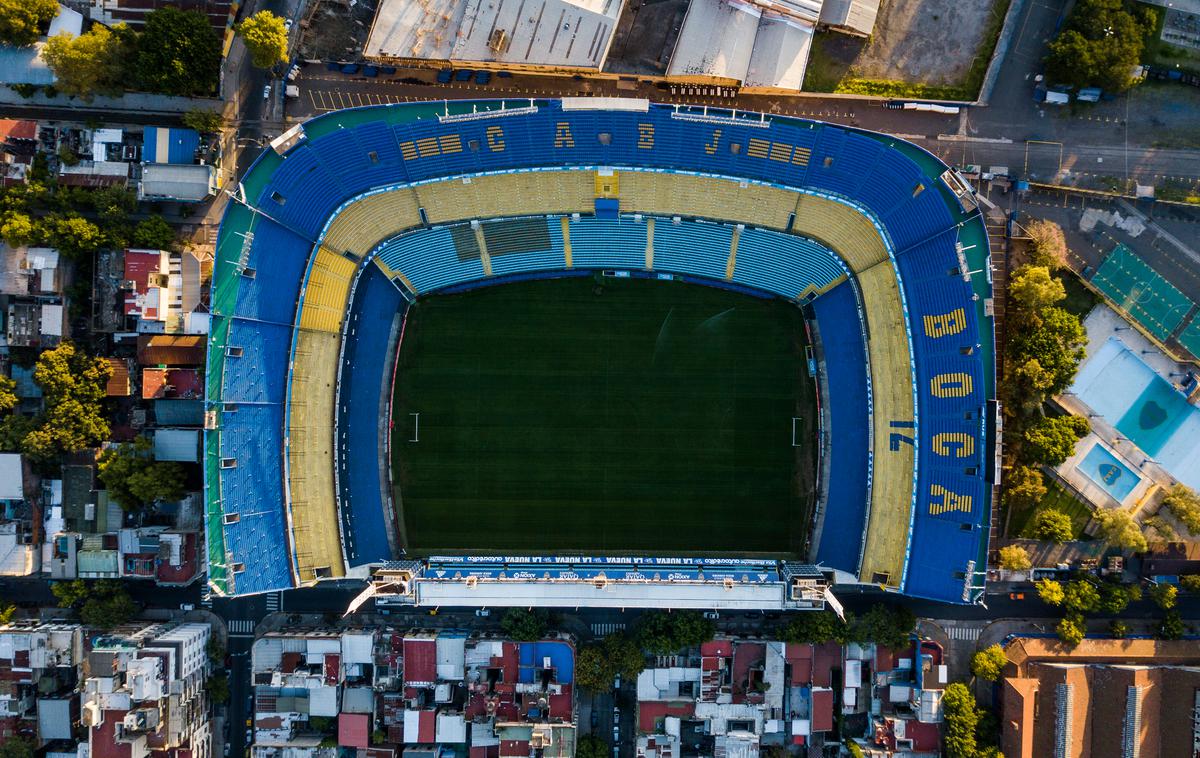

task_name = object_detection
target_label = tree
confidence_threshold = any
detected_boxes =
[1181,575,1200,593]
[1093,508,1148,553]
[941,683,979,758]
[1008,306,1087,397]
[136,7,220,96]
[0,375,16,414]
[1033,509,1074,543]
[1098,582,1134,614]
[499,608,549,641]
[638,610,716,654]
[1056,614,1085,647]
[1037,578,1065,606]
[20,342,112,462]
[0,415,36,452]
[132,215,177,251]
[1149,582,1178,610]
[91,186,136,226]
[575,736,607,758]
[1163,484,1200,535]
[98,437,188,510]
[780,610,844,644]
[0,0,58,47]
[43,214,104,259]
[970,644,1008,682]
[574,633,644,691]
[182,108,225,134]
[1,211,36,247]
[1158,609,1185,640]
[1063,580,1101,614]
[1044,0,1158,92]
[998,545,1032,571]
[1009,265,1066,312]
[1004,465,1047,512]
[1022,415,1090,467]
[237,11,289,68]
[51,579,90,608]
[42,24,130,98]
[843,604,916,650]
[207,636,226,663]
[0,603,15,624]
[80,588,137,629]
[1025,219,1069,270]
[206,673,230,704]
[1109,619,1129,638]
[1144,515,1178,543]
[0,736,35,758]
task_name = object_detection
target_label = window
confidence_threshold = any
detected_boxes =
[226,346,244,358]
[597,132,612,145]
[220,458,237,469]
[240,267,256,279]
[271,191,285,204]
[367,151,379,164]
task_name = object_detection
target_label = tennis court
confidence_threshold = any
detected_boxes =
[1089,244,1194,341]
[391,275,816,556]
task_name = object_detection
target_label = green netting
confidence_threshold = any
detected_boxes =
[239,150,283,207]
[204,429,229,593]
[1090,244,1193,341]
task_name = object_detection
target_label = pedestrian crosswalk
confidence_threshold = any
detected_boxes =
[946,625,982,642]
[265,593,281,612]
[229,619,256,636]
[592,623,625,637]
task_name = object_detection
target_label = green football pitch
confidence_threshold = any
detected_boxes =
[390,275,816,556]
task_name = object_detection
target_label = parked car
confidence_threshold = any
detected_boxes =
[703,611,718,619]
[284,18,293,32]
[474,609,490,617]
[262,84,271,99]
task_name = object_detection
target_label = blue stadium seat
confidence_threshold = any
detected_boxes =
[570,217,646,269]
[486,218,566,276]
[337,265,404,565]
[375,227,486,293]
[653,219,731,281]
[222,318,291,405]
[809,281,870,574]
[732,228,846,297]
[233,217,311,325]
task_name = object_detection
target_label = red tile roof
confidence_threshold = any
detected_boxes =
[141,368,203,400]
[0,120,37,142]
[418,710,435,743]
[91,709,133,758]
[638,701,696,733]
[905,719,941,752]
[811,690,834,733]
[324,653,340,685]
[812,643,840,688]
[499,740,530,757]
[137,335,206,366]
[700,640,733,657]
[106,358,131,397]
[338,713,369,748]
[403,639,436,685]
[155,532,198,584]
[123,250,162,317]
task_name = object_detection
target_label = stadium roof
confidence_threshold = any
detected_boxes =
[667,0,815,89]
[365,0,622,69]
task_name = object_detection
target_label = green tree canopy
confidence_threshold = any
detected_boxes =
[1093,508,1148,553]
[637,610,716,654]
[1150,582,1178,610]
[970,644,1008,681]
[1,211,36,247]
[182,108,225,134]
[1056,614,1085,647]
[90,186,136,226]
[42,24,130,98]
[42,214,104,259]
[1164,484,1200,534]
[1008,306,1087,399]
[1181,575,1200,593]
[0,603,16,624]
[998,544,1032,571]
[0,374,16,415]
[942,683,979,758]
[1037,578,1065,605]
[1062,580,1101,614]
[499,608,549,641]
[574,633,645,691]
[20,342,111,462]
[206,673,230,704]
[79,585,137,629]
[843,604,916,650]
[1033,509,1074,543]
[136,7,220,96]
[132,215,178,251]
[0,0,58,47]
[1159,609,1185,640]
[1009,265,1066,312]
[237,11,289,68]
[1044,0,1158,92]
[1022,415,1090,467]
[0,735,35,758]
[1109,619,1129,638]
[780,610,844,644]
[98,436,188,510]
[1025,219,1069,269]
[1004,465,1048,513]
[1098,582,1133,614]
[575,736,607,758]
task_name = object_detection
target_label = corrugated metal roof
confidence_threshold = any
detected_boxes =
[154,429,200,462]
[143,127,201,165]
[817,0,878,35]
[154,399,204,426]
[138,164,215,202]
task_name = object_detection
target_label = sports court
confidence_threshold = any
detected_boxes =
[1089,244,1194,341]
[391,276,816,556]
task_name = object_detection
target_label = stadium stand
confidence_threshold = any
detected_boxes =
[809,280,870,575]
[205,100,994,604]
[337,264,405,564]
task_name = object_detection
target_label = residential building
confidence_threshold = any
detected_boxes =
[0,623,85,747]
[122,248,207,335]
[1001,637,1200,758]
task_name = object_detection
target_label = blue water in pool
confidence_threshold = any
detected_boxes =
[1071,337,1200,490]
[1076,443,1141,502]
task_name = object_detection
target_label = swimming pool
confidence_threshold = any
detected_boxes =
[1071,337,1200,490]
[1076,442,1141,502]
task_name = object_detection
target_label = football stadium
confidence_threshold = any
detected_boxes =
[204,98,997,608]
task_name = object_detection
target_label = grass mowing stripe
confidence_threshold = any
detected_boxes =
[392,275,816,556]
